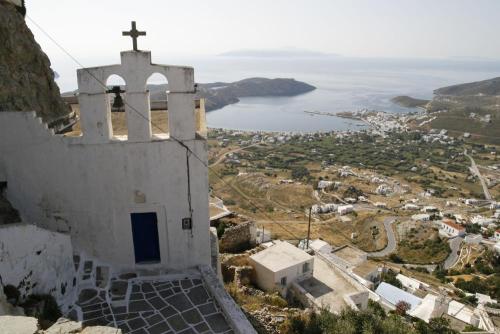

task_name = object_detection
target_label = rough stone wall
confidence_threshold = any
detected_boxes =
[0,1,69,123]
[219,222,256,253]
[0,224,76,312]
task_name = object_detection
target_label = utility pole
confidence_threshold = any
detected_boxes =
[306,207,312,250]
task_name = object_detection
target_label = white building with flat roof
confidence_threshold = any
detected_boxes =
[250,241,314,296]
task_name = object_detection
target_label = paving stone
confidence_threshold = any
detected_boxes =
[144,292,156,300]
[181,308,203,324]
[132,284,141,293]
[81,303,103,313]
[205,314,230,333]
[172,281,180,286]
[165,294,193,312]
[192,279,202,286]
[141,283,154,293]
[120,272,138,280]
[180,279,192,290]
[84,310,104,320]
[117,322,131,332]
[147,321,171,334]
[145,313,163,326]
[166,314,189,332]
[78,289,98,304]
[110,281,128,297]
[172,287,181,293]
[112,306,127,314]
[148,296,166,309]
[178,328,196,334]
[128,317,147,330]
[160,306,177,318]
[198,303,217,315]
[96,266,110,288]
[131,328,148,334]
[194,322,210,333]
[129,300,153,313]
[187,286,209,306]
[82,317,108,327]
[141,311,154,318]
[159,289,174,299]
[130,293,144,301]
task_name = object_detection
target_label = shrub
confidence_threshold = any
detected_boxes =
[3,285,20,304]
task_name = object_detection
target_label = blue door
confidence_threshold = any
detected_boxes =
[131,212,161,263]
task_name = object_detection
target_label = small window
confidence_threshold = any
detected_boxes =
[303,262,310,273]
[280,277,287,286]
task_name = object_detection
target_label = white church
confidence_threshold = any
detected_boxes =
[0,18,255,333]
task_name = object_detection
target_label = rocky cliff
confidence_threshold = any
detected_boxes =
[0,1,69,123]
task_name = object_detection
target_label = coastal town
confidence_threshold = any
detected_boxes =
[208,116,499,332]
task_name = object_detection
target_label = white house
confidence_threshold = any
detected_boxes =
[0,46,210,271]
[412,214,431,222]
[465,234,482,244]
[495,230,500,242]
[317,180,333,189]
[338,204,354,215]
[472,215,496,227]
[375,282,422,312]
[396,274,428,293]
[404,203,420,211]
[440,220,466,237]
[249,241,314,296]
[421,206,438,213]
[447,301,480,327]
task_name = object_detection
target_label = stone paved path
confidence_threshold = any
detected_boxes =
[71,257,234,334]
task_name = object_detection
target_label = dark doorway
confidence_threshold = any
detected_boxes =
[131,212,161,263]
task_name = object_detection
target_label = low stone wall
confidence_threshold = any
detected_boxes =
[199,265,257,334]
[220,222,256,253]
[0,223,76,312]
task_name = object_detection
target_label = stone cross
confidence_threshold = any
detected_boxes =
[122,21,146,51]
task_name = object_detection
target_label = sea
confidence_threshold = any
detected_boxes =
[188,56,500,133]
[58,55,500,133]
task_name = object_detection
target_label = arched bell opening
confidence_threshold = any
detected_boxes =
[146,72,169,135]
[106,74,127,137]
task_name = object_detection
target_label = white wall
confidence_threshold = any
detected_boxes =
[0,51,211,271]
[0,224,76,312]
[250,258,314,297]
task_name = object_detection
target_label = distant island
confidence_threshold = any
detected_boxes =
[218,48,340,58]
[63,78,316,112]
[390,96,429,109]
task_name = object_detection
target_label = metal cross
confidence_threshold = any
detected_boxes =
[122,21,146,51]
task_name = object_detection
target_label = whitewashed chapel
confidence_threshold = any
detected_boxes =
[0,20,255,333]
[1,26,209,270]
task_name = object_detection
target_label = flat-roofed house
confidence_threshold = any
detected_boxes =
[249,241,314,296]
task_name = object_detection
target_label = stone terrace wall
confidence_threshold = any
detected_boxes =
[219,222,256,253]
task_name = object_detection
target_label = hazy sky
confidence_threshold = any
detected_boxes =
[27,0,500,60]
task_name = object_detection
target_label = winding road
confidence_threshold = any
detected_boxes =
[443,236,464,270]
[368,217,397,257]
[464,149,492,201]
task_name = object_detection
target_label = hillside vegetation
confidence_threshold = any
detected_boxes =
[434,76,500,96]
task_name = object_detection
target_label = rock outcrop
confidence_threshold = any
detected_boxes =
[0,1,70,123]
